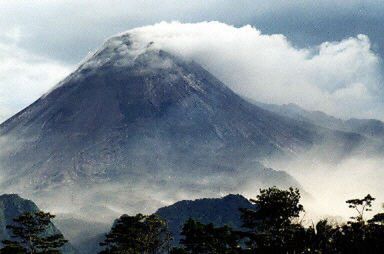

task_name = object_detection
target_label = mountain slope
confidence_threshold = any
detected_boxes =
[156,194,254,245]
[0,36,294,184]
[254,101,384,140]
[72,194,256,252]
[0,33,369,214]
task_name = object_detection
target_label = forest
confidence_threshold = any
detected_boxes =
[1,187,384,254]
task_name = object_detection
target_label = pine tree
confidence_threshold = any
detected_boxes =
[0,211,68,254]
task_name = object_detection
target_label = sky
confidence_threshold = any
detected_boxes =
[1,0,384,121]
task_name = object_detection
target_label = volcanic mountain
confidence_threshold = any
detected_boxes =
[0,33,368,211]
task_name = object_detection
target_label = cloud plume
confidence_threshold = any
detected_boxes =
[127,21,384,120]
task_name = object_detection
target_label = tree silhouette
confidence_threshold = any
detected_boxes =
[99,213,171,254]
[169,189,384,253]
[346,194,375,223]
[176,218,241,254]
[0,211,68,254]
[239,186,305,252]
[0,240,26,254]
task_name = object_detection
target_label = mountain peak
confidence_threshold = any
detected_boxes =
[0,31,363,207]
[49,34,175,93]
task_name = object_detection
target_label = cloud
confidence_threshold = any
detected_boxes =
[1,20,382,122]
[126,21,384,120]
[2,1,384,64]
[0,42,71,122]
[269,154,384,221]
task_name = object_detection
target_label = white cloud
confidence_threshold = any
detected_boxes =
[271,155,384,221]
[1,21,383,122]
[127,21,384,120]
[0,43,70,122]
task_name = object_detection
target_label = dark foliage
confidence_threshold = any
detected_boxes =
[0,240,26,254]
[5,187,384,253]
[241,187,303,230]
[239,187,307,253]
[175,187,384,254]
[346,194,375,223]
[0,211,68,254]
[99,213,171,254]
[155,194,254,245]
[176,218,241,254]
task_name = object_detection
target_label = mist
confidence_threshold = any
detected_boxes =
[267,148,384,223]
[2,133,384,248]
[0,134,296,224]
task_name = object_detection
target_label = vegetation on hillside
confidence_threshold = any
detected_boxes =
[2,187,384,253]
[168,187,384,253]
[99,214,171,254]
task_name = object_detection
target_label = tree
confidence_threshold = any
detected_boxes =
[365,210,384,253]
[0,240,26,254]
[0,211,68,254]
[346,194,375,223]
[368,212,384,225]
[331,194,384,253]
[99,213,171,254]
[240,187,306,253]
[177,218,241,254]
[173,189,384,254]
[303,219,341,253]
[241,187,303,230]
[169,247,188,254]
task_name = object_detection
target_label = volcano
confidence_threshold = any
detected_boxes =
[0,33,365,206]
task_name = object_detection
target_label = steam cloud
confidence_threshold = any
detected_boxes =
[2,21,383,122]
[127,21,384,120]
[267,152,384,222]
